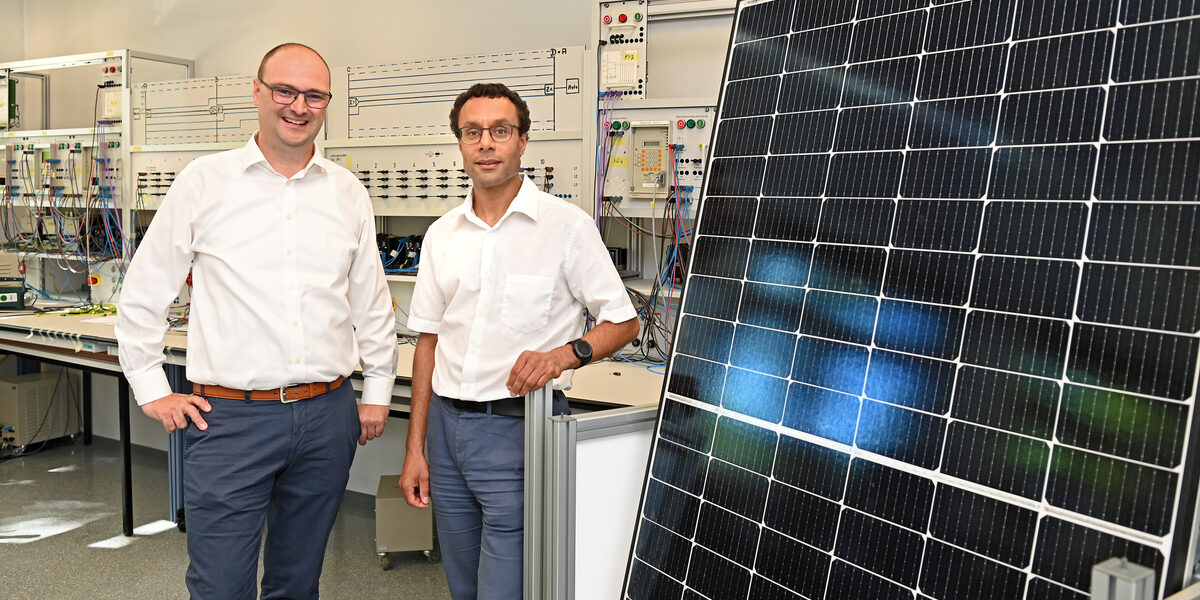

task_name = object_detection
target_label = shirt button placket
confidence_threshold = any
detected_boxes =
[284,179,303,371]
[463,232,495,398]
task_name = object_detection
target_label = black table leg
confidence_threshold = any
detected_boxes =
[82,371,92,445]
[119,377,133,537]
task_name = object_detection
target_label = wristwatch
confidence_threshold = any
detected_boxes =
[570,338,593,367]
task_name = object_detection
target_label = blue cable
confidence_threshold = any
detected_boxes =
[611,351,666,374]
[25,283,84,304]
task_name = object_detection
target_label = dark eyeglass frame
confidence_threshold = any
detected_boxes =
[257,78,333,109]
[455,123,521,144]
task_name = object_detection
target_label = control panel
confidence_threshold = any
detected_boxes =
[599,0,647,97]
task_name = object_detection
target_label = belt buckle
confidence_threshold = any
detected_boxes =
[280,385,302,403]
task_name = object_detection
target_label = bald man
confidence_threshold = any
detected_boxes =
[116,43,396,599]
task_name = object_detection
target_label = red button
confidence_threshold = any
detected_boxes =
[603,15,611,23]
[677,120,686,128]
[618,13,628,23]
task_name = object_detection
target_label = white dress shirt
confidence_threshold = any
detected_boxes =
[408,176,637,401]
[116,136,398,406]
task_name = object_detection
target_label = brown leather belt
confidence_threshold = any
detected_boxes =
[193,376,347,403]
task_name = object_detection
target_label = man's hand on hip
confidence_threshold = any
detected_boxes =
[358,404,389,445]
[506,346,575,397]
[141,393,211,433]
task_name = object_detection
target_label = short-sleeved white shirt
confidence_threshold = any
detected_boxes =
[408,176,637,401]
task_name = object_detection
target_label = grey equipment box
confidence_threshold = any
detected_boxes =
[0,370,79,450]
[375,474,437,569]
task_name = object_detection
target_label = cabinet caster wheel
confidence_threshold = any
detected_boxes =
[379,553,391,570]
[424,549,441,564]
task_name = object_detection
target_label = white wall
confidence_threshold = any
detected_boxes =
[0,0,22,62]
[21,0,590,76]
[18,0,593,130]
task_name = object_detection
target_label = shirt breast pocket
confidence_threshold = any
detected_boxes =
[501,274,553,333]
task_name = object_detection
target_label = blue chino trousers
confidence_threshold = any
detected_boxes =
[427,391,567,600]
[182,383,360,599]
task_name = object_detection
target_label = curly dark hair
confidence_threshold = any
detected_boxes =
[448,83,531,137]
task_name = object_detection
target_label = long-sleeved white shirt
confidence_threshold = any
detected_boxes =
[116,136,397,406]
[408,176,637,401]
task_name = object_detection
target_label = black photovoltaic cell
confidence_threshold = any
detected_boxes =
[892,200,983,251]
[834,509,924,587]
[626,2,1200,599]
[981,201,1088,259]
[929,484,1038,568]
[970,257,1079,318]
[952,366,1059,439]
[844,458,933,532]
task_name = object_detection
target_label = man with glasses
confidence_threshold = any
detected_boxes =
[116,42,396,599]
[399,82,638,599]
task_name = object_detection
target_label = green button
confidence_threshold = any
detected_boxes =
[622,121,630,130]
[686,119,696,128]
[634,12,642,21]
[697,119,706,128]
[610,122,621,130]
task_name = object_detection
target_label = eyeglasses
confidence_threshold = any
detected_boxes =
[456,124,519,144]
[257,79,333,109]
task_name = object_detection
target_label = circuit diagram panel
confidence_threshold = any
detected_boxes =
[132,75,256,145]
[344,47,583,139]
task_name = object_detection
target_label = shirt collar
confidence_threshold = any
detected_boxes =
[239,133,329,179]
[461,175,538,229]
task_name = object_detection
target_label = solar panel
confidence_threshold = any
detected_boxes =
[623,1,1200,599]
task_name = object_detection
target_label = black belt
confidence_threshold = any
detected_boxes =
[447,396,526,417]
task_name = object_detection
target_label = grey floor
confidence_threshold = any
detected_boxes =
[0,437,452,599]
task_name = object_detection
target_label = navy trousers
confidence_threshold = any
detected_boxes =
[183,383,359,600]
[427,391,567,600]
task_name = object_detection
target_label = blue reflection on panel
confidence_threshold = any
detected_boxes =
[874,299,966,359]
[783,382,860,445]
[723,367,788,423]
[732,324,798,378]
[865,350,957,414]
[748,240,814,287]
[856,400,947,471]
[792,335,870,395]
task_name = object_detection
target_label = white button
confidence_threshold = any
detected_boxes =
[286,214,292,220]
[287,249,293,255]
[295,358,301,364]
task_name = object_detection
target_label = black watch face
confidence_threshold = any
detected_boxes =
[573,339,592,363]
